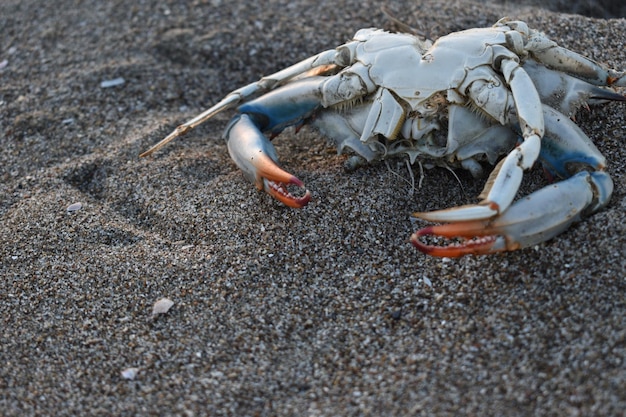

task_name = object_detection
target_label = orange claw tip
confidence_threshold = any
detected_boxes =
[250,151,300,186]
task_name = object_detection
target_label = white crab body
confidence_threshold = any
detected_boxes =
[352,27,507,111]
[142,19,626,257]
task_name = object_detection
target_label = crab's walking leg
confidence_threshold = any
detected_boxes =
[140,49,339,157]
[526,31,626,87]
[522,60,626,117]
[412,105,613,257]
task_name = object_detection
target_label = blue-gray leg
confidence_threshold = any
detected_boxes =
[223,77,328,208]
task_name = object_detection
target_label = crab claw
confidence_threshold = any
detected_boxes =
[411,171,612,257]
[411,221,509,257]
[263,174,311,209]
[226,114,311,208]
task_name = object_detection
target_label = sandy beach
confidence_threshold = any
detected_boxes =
[1,0,625,415]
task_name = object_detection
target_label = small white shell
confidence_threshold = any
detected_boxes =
[66,202,83,212]
[152,298,174,316]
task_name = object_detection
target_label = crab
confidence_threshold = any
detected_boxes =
[141,18,626,257]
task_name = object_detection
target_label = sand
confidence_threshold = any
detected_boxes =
[1,0,624,415]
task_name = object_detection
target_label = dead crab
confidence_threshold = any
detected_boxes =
[142,18,625,257]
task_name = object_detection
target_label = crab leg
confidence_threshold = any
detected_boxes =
[412,104,612,257]
[419,57,545,223]
[416,36,626,225]
[526,32,626,87]
[140,49,339,157]
[522,60,626,116]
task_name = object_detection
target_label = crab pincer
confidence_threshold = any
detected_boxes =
[411,171,613,257]
[225,114,311,208]
[410,221,510,258]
